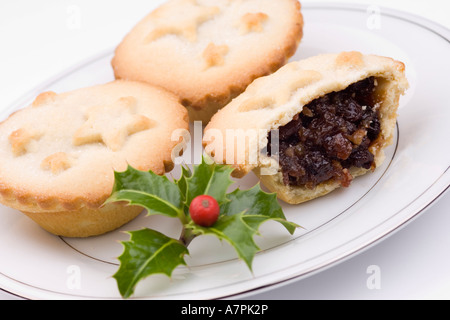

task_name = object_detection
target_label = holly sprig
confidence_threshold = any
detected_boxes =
[106,156,300,299]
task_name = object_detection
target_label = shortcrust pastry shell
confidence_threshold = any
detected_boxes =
[203,52,409,204]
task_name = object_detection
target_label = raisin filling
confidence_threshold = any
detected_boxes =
[268,77,381,189]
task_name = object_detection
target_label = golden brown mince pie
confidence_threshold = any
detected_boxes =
[0,80,189,237]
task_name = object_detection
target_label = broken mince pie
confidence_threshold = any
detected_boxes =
[203,52,409,204]
[111,0,304,123]
[0,80,189,237]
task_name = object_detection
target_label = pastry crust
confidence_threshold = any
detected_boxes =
[111,0,304,123]
[0,80,189,237]
[203,52,409,204]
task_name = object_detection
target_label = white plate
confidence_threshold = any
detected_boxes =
[0,3,449,300]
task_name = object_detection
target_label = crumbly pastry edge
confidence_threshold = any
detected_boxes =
[203,51,409,204]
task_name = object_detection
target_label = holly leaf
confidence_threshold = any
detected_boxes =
[174,164,192,202]
[106,166,184,218]
[185,158,234,205]
[186,213,260,271]
[113,228,189,299]
[220,184,300,235]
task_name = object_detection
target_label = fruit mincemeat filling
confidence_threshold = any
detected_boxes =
[268,77,381,189]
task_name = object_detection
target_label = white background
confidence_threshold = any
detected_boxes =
[0,0,449,300]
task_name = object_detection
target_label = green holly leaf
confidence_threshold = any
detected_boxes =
[113,228,189,299]
[106,166,184,219]
[185,158,234,205]
[220,184,300,235]
[186,213,260,271]
[185,186,301,271]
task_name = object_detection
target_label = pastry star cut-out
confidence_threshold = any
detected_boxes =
[41,152,73,174]
[336,51,364,68]
[145,0,220,43]
[8,128,41,156]
[239,69,323,112]
[203,43,229,68]
[73,97,154,152]
[32,91,57,107]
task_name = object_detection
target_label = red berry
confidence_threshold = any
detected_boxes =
[189,195,220,227]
